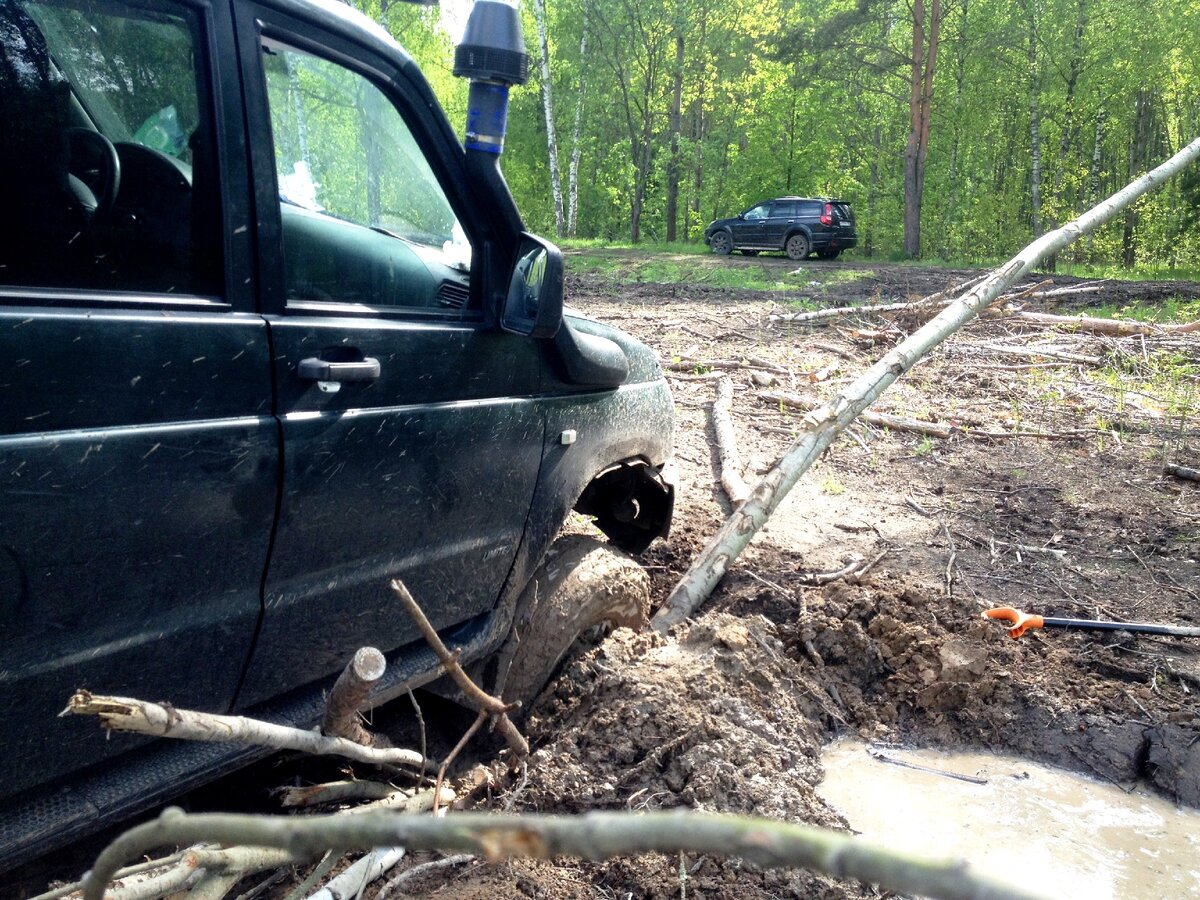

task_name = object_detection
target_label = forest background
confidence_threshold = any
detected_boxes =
[352,0,1200,273]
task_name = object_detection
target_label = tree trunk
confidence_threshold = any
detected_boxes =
[1024,0,1043,238]
[532,0,565,237]
[689,5,710,234]
[1085,107,1106,258]
[1123,90,1156,268]
[567,9,589,237]
[1046,0,1088,270]
[903,0,942,258]
[666,11,685,242]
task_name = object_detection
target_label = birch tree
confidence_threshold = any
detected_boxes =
[532,0,565,237]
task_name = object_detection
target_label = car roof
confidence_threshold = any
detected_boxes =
[259,0,414,66]
[761,197,852,204]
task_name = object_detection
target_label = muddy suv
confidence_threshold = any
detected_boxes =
[704,197,857,260]
[0,0,673,870]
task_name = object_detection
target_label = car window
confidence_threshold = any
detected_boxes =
[834,202,855,224]
[262,41,472,310]
[772,201,798,218]
[0,0,220,295]
[800,201,823,217]
[743,204,769,221]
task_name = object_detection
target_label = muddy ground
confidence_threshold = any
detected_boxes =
[13,258,1200,898]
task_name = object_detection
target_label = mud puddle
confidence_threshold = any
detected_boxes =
[818,739,1200,899]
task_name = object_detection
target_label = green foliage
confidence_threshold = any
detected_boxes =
[353,0,1200,272]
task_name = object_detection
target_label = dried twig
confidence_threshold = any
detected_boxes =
[796,556,867,586]
[391,580,529,761]
[276,780,401,809]
[377,854,476,898]
[867,748,989,785]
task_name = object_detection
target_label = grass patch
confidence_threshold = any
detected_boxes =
[1085,296,1200,324]
[564,244,875,295]
[1088,350,1199,420]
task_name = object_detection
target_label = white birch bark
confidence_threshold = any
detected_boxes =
[1025,0,1044,237]
[567,9,589,237]
[651,135,1200,633]
[533,0,565,237]
[63,690,426,768]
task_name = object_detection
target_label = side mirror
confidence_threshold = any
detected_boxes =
[502,233,563,338]
[736,212,745,220]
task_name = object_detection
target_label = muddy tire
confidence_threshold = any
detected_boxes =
[499,536,650,708]
[709,230,732,255]
[785,233,810,260]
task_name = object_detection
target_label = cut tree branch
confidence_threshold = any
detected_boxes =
[712,376,751,503]
[322,646,391,748]
[82,809,1046,900]
[652,134,1200,632]
[62,691,426,769]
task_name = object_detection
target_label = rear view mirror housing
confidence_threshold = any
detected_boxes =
[502,232,563,338]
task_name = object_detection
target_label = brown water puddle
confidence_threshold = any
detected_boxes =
[818,739,1200,899]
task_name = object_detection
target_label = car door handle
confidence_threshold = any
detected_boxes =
[298,357,381,382]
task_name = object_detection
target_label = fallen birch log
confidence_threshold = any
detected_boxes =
[712,376,751,503]
[1006,310,1200,336]
[62,691,427,769]
[82,808,1046,900]
[760,391,1085,442]
[652,134,1200,632]
[969,342,1104,366]
[770,300,922,325]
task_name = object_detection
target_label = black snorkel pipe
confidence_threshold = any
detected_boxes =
[454,0,529,237]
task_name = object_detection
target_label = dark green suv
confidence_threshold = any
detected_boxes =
[704,197,857,260]
[0,0,674,870]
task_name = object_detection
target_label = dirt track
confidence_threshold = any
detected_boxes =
[11,261,1200,898]
[447,261,1200,897]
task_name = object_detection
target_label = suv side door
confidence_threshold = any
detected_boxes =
[0,0,274,800]
[764,200,798,248]
[730,202,770,247]
[232,5,546,705]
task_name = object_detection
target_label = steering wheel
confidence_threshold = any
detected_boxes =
[66,127,121,224]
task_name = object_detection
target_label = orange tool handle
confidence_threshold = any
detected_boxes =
[983,607,1045,639]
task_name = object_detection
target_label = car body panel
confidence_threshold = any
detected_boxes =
[0,306,276,800]
[0,0,675,871]
[237,315,545,706]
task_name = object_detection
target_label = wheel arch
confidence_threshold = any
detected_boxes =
[783,224,813,246]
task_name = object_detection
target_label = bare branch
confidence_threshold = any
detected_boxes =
[391,580,529,760]
[82,809,1046,900]
[62,691,426,769]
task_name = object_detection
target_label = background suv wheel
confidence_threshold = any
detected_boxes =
[785,233,810,260]
[709,231,732,255]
